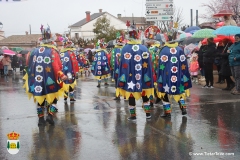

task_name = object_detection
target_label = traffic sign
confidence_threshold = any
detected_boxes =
[146,0,173,3]
[146,15,174,21]
[146,3,173,9]
[146,8,174,16]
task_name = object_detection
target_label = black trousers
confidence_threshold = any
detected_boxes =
[224,76,234,87]
[204,63,214,86]
[129,96,149,106]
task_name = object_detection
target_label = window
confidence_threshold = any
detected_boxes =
[75,33,79,39]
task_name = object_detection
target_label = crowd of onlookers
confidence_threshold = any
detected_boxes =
[0,53,26,76]
[187,34,240,95]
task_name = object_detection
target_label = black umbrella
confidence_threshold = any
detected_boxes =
[106,40,116,48]
[19,50,29,54]
[181,37,204,45]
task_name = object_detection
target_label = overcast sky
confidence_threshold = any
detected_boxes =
[0,0,209,36]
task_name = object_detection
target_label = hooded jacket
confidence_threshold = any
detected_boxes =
[228,41,240,67]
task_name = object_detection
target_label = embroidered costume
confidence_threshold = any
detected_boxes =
[23,25,67,125]
[156,42,192,118]
[77,53,90,75]
[91,39,111,87]
[111,31,125,100]
[60,38,79,103]
[116,24,154,120]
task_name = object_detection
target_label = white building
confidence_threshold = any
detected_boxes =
[68,9,127,40]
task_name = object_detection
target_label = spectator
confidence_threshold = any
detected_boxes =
[0,55,3,75]
[223,15,237,26]
[11,54,19,72]
[215,42,225,84]
[228,34,240,95]
[88,50,93,64]
[196,43,207,81]
[1,55,12,76]
[202,38,216,88]
[19,54,27,75]
[189,53,200,84]
[219,39,235,91]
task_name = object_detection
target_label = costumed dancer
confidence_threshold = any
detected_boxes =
[156,37,192,118]
[145,25,161,106]
[23,25,67,125]
[77,53,85,75]
[147,40,161,106]
[60,37,79,103]
[91,39,111,87]
[111,31,125,100]
[116,24,154,120]
[83,56,91,75]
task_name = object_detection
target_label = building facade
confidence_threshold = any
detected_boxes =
[69,9,127,40]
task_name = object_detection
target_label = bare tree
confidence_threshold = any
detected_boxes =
[155,7,184,32]
[201,0,239,23]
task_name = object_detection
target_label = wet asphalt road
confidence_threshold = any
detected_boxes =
[0,73,240,160]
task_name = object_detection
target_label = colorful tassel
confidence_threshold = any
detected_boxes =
[163,103,171,114]
[143,101,151,113]
[179,98,187,109]
[129,106,136,117]
[69,91,74,99]
[48,105,57,115]
[37,107,44,117]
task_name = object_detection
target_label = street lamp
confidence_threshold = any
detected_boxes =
[0,22,3,30]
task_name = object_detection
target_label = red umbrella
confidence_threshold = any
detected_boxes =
[214,35,235,43]
[3,49,15,56]
[213,10,233,17]
[216,22,225,28]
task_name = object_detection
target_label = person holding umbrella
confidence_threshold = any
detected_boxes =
[1,54,12,76]
[228,34,240,95]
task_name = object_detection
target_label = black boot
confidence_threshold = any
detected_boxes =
[160,113,171,118]
[97,84,100,88]
[146,113,151,119]
[46,114,54,125]
[38,117,46,126]
[70,99,76,103]
[150,102,154,108]
[113,97,120,100]
[179,99,187,115]
[182,108,187,115]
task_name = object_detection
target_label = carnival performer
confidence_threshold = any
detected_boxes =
[148,40,161,106]
[111,31,125,100]
[60,37,79,103]
[156,38,192,118]
[91,39,110,87]
[116,24,154,120]
[23,25,67,125]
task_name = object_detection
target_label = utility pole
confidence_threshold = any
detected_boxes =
[190,9,193,26]
[196,10,198,26]
[29,24,31,34]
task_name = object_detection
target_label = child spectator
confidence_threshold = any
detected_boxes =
[189,53,200,84]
